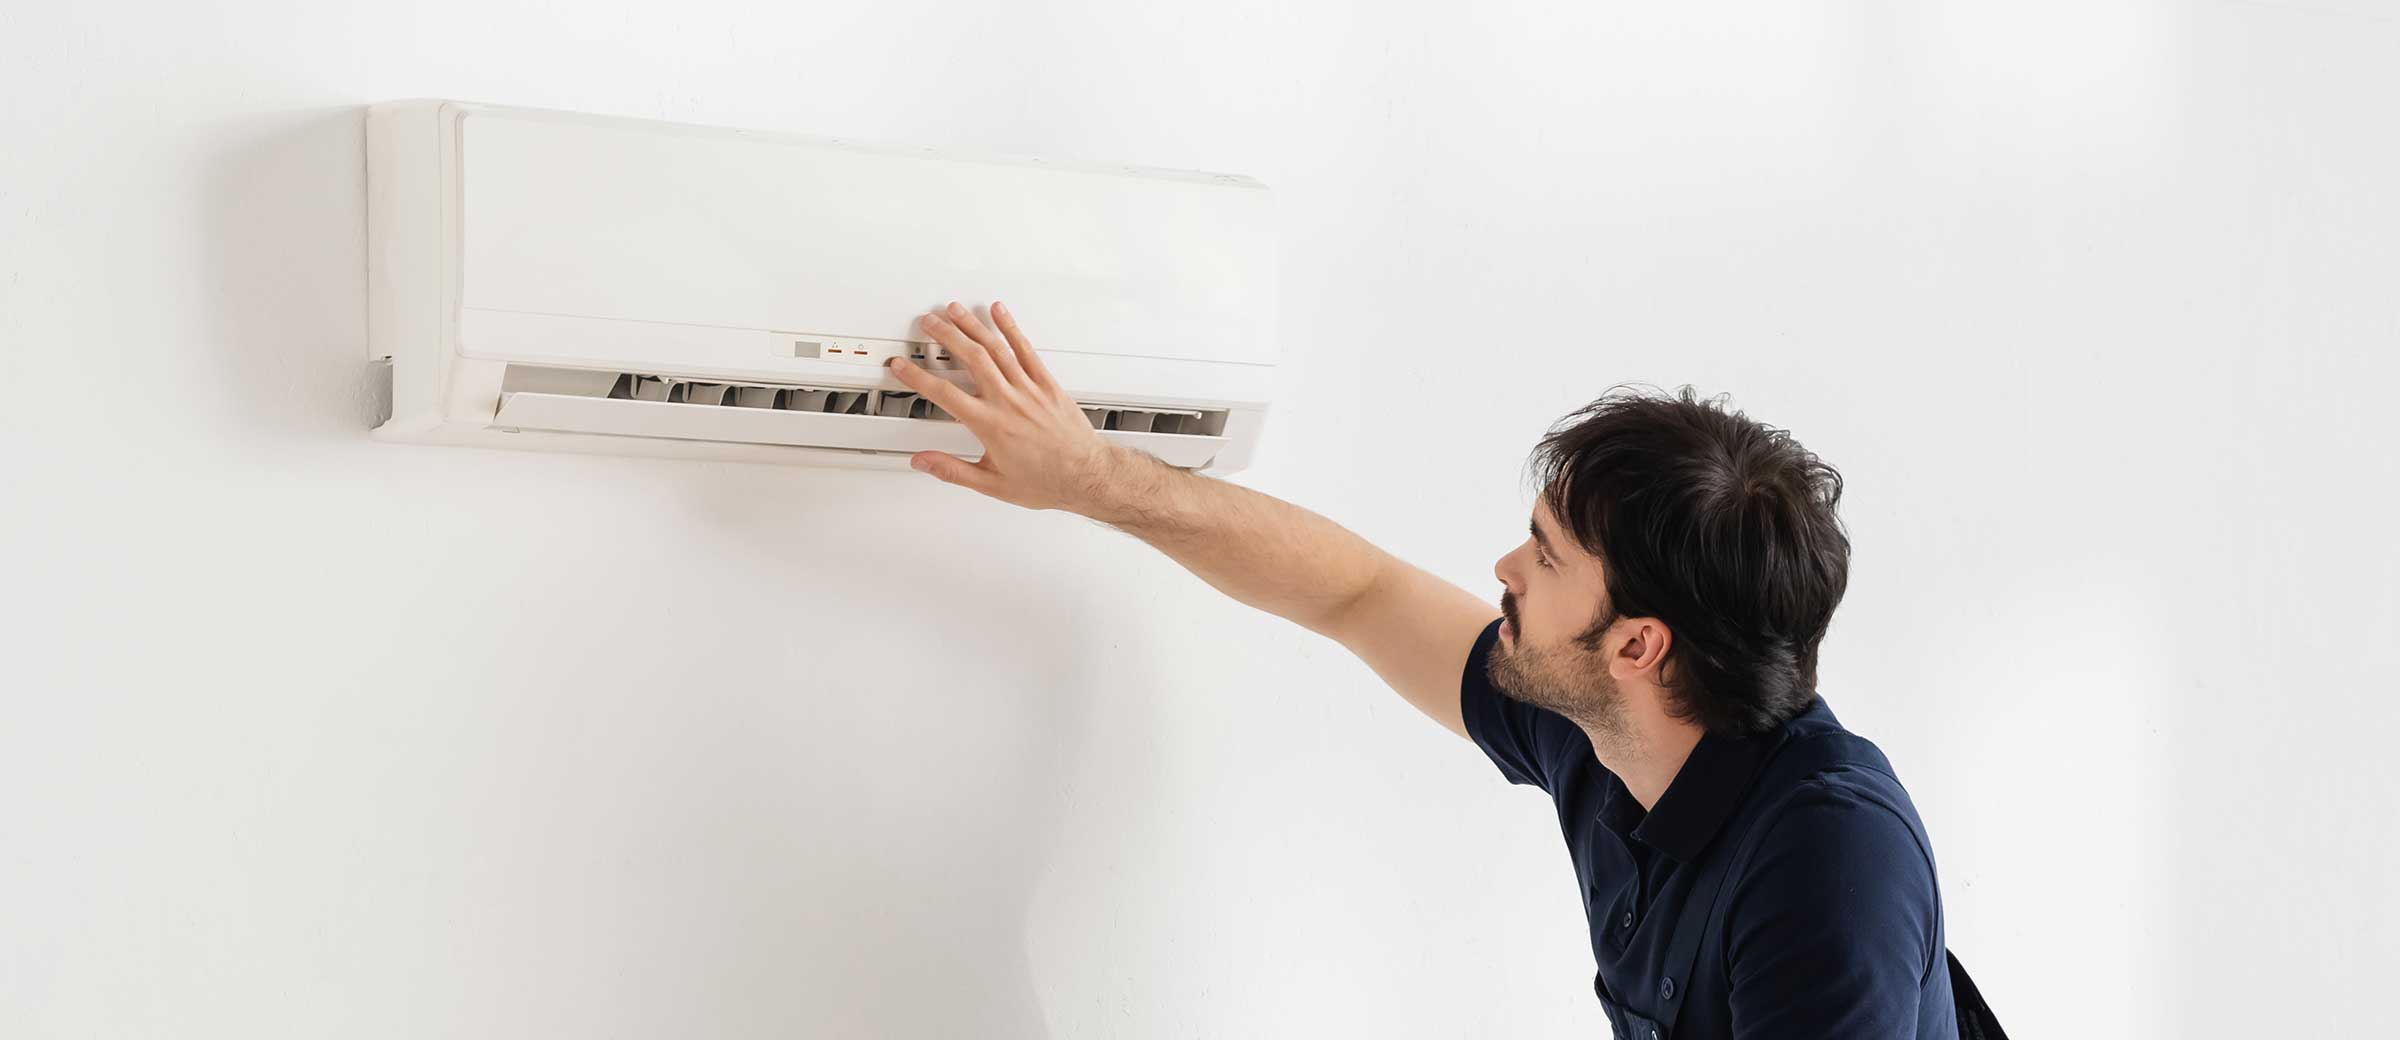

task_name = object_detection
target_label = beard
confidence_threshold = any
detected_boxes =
[1488,596,1627,737]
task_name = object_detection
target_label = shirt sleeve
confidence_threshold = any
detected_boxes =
[1723,777,1943,1040]
[1457,617,1584,793]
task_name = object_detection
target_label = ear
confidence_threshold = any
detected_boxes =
[1612,618,1674,680]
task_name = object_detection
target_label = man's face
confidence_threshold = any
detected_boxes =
[1488,497,1625,732]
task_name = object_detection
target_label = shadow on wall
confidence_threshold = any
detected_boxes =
[196,105,387,446]
[670,473,1116,1039]
[193,105,1118,1038]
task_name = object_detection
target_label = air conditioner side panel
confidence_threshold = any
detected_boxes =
[366,100,461,435]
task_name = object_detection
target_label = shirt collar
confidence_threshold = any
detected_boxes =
[1629,697,1831,863]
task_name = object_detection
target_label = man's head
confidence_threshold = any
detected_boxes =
[1488,386,1850,739]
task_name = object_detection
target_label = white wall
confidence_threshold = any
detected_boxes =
[5,1,2394,1036]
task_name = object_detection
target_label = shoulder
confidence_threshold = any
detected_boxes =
[1722,765,1943,979]
[1745,772,1936,888]
[1737,709,1936,882]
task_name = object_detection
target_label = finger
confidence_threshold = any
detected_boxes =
[945,301,1029,386]
[909,450,1002,496]
[989,301,1059,392]
[886,356,988,422]
[920,311,1012,397]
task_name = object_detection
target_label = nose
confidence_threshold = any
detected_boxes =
[1494,541,1526,595]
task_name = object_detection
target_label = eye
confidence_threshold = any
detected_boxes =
[1533,548,1553,569]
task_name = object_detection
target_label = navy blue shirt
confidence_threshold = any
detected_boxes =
[1459,619,1955,1039]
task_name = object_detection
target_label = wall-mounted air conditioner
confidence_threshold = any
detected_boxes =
[365,101,1277,473]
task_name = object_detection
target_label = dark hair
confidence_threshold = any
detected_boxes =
[1527,385,1850,736]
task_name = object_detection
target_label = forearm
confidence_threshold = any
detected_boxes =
[1083,446,1392,637]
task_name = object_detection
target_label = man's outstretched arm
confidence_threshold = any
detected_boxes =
[888,300,1497,738]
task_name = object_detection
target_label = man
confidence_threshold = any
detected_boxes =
[887,301,1958,1039]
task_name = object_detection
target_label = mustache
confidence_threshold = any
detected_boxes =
[1500,590,1517,627]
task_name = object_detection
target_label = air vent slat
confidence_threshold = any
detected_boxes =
[494,365,1227,438]
[676,382,730,406]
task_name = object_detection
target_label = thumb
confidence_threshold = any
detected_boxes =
[910,451,998,493]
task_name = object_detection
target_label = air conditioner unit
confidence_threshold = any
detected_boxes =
[365,100,1276,473]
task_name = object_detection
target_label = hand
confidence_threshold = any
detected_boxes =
[887,301,1133,513]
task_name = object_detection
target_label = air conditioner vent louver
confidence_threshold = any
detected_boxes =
[485,365,1232,468]
[533,368,1218,435]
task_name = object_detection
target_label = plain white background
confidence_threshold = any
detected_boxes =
[4,1,2395,1036]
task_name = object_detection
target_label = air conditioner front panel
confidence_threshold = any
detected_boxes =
[367,100,1278,474]
[457,107,1276,369]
